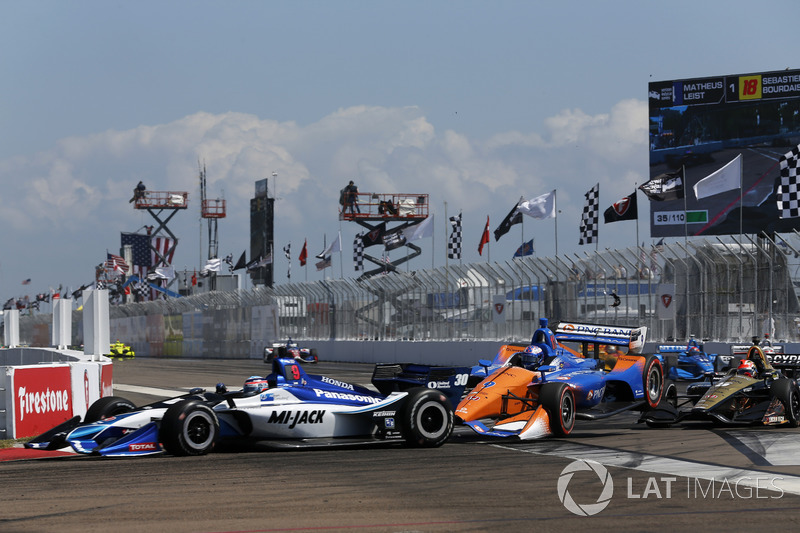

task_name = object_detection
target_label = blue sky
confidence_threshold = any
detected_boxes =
[1,0,798,300]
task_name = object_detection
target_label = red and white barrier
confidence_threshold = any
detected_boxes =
[2,360,113,438]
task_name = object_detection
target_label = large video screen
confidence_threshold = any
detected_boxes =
[648,69,800,237]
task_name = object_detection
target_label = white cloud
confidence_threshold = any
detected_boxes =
[0,100,650,291]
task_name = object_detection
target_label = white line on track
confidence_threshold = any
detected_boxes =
[492,440,800,496]
[724,431,800,466]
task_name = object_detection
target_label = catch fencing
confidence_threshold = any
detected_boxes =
[14,236,800,350]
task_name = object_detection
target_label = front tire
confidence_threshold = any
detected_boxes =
[399,388,454,448]
[85,396,136,423]
[643,355,664,409]
[540,382,576,437]
[160,400,219,456]
[771,379,800,428]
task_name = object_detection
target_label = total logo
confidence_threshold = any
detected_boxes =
[128,442,158,452]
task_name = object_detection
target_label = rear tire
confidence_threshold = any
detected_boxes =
[85,396,135,423]
[160,400,219,456]
[540,382,576,437]
[771,379,800,428]
[399,388,454,448]
[643,355,664,409]
[310,348,319,363]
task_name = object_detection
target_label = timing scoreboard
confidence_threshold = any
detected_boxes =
[648,68,800,237]
[650,71,800,108]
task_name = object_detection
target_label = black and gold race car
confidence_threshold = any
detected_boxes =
[642,340,800,428]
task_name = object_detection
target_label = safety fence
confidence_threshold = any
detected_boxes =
[14,236,800,350]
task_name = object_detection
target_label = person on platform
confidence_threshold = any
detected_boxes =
[130,181,146,203]
[343,180,360,214]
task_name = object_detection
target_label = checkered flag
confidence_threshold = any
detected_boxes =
[448,213,462,259]
[778,144,800,218]
[133,279,149,299]
[283,243,291,279]
[579,184,599,245]
[353,232,364,271]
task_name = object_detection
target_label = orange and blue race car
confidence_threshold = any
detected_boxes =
[457,318,663,440]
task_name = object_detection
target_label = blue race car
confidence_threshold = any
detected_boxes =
[468,319,648,386]
[457,318,663,440]
[26,358,470,457]
[655,337,720,380]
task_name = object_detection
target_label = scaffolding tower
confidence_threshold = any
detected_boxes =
[199,163,226,260]
[132,188,188,293]
[341,192,429,279]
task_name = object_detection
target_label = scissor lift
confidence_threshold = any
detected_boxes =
[342,192,430,335]
[341,192,429,279]
[199,164,226,260]
[133,190,188,292]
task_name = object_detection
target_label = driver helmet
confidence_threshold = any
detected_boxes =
[737,360,757,378]
[688,346,701,356]
[521,344,545,369]
[243,375,270,393]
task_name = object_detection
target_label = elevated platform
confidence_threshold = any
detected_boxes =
[201,198,226,218]
[340,193,428,222]
[134,191,189,210]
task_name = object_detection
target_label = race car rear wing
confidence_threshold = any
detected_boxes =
[371,364,470,408]
[553,322,647,354]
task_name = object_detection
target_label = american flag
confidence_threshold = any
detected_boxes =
[152,236,176,267]
[106,253,129,274]
[121,233,152,279]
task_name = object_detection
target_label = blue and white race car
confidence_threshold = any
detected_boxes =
[263,337,319,364]
[26,358,470,457]
[655,337,719,380]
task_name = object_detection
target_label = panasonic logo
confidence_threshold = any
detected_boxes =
[313,389,381,404]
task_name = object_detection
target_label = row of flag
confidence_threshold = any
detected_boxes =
[637,144,800,221]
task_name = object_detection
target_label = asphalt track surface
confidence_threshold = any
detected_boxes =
[4,358,800,533]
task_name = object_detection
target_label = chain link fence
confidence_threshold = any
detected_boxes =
[15,236,800,348]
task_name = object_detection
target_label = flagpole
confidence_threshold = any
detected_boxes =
[739,154,743,243]
[481,215,492,263]
[682,165,688,248]
[444,201,449,297]
[595,183,599,253]
[431,213,435,270]
[339,223,344,279]
[554,190,559,259]
[635,183,640,267]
